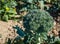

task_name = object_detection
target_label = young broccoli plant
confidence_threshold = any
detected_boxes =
[23,9,54,44]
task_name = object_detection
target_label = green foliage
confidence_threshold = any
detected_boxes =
[0,0,17,21]
[12,39,24,44]
[17,0,44,12]
[21,0,33,3]
[2,15,8,21]
[53,40,60,44]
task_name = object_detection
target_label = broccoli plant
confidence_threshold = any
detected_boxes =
[23,9,54,44]
[23,9,54,33]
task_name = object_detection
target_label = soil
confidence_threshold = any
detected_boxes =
[0,20,25,44]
